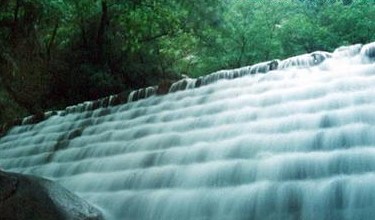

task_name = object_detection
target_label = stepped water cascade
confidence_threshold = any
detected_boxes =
[1,42,375,220]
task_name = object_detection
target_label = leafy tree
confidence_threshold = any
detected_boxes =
[0,0,375,124]
[278,13,333,56]
[320,0,375,46]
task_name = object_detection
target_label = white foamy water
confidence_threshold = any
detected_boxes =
[1,42,375,220]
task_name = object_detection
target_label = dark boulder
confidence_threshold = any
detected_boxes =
[0,170,104,220]
[268,59,279,71]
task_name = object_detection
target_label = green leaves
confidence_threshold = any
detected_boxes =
[1,0,375,124]
[321,1,375,45]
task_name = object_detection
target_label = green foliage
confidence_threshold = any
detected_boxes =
[320,0,375,45]
[278,14,332,56]
[0,0,375,123]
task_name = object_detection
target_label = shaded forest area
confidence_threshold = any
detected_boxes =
[0,0,374,124]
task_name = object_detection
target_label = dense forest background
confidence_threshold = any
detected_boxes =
[0,0,374,124]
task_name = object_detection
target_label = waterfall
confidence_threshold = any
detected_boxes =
[1,42,375,220]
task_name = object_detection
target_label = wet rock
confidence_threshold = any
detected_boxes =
[138,88,146,100]
[268,59,279,71]
[0,170,104,220]
[195,77,203,88]
[311,51,332,65]
[169,79,188,93]
[157,80,174,95]
[279,52,331,69]
[100,97,110,108]
[333,44,362,57]
[362,42,375,59]
[109,91,129,106]
[250,61,277,74]
[0,123,11,137]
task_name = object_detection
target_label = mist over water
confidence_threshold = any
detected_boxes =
[1,42,375,220]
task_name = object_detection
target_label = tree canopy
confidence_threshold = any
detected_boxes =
[0,0,374,123]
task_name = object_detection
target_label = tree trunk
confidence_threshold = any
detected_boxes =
[10,0,21,45]
[47,21,59,61]
[96,0,108,64]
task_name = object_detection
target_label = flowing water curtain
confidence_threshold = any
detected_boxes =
[0,42,375,220]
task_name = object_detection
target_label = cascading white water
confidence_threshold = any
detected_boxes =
[0,42,375,220]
